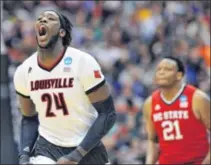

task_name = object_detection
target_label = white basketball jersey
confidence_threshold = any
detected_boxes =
[13,47,105,147]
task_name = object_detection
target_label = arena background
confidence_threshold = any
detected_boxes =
[1,1,210,164]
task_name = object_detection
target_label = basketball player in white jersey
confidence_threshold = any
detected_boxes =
[14,10,116,164]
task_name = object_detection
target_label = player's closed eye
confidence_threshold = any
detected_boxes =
[157,67,162,71]
[164,67,173,71]
[48,17,55,21]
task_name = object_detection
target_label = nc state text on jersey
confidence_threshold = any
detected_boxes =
[30,78,74,91]
[153,110,189,122]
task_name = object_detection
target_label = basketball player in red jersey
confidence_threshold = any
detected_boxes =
[144,56,210,164]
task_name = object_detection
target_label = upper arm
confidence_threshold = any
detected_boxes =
[87,83,110,103]
[193,90,210,131]
[13,65,30,97]
[79,54,110,103]
[14,65,36,116]
[17,95,37,116]
[143,96,158,142]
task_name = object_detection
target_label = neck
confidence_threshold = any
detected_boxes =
[38,42,64,62]
[160,82,184,101]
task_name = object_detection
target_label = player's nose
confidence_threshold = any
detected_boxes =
[39,17,48,24]
[158,68,165,75]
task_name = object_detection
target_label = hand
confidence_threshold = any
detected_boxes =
[57,148,84,164]
[19,155,32,165]
[57,156,77,164]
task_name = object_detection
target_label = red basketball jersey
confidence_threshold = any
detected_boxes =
[151,84,209,164]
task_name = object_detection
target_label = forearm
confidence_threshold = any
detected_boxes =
[79,112,116,152]
[19,114,39,157]
[79,96,116,152]
[65,96,116,161]
[146,140,159,164]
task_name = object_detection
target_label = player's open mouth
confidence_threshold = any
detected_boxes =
[38,25,48,40]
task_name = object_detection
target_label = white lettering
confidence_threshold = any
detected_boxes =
[163,112,169,120]
[173,111,178,119]
[178,111,183,119]
[183,111,189,119]
[153,110,189,122]
[153,113,163,122]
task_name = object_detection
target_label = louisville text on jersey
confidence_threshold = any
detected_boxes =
[31,78,74,91]
[153,110,189,122]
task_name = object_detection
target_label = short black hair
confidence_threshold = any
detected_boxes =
[164,56,185,76]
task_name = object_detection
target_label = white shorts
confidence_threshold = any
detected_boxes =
[30,155,56,164]
[30,156,111,164]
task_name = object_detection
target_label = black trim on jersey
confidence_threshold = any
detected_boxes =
[161,84,187,105]
[37,47,67,72]
[85,79,106,95]
[16,90,30,99]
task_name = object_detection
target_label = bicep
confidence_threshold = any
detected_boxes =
[17,95,37,116]
[193,90,210,131]
[87,83,110,103]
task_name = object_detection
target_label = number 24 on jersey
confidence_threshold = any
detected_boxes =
[41,92,69,117]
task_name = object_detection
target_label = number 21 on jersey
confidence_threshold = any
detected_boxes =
[162,120,183,141]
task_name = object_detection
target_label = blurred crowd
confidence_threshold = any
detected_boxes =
[2,1,210,164]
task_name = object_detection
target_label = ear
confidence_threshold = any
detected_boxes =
[59,29,66,37]
[176,72,183,81]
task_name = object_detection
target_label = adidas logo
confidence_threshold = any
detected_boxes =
[23,146,30,153]
[155,104,161,111]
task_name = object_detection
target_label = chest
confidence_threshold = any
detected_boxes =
[27,63,82,105]
[151,98,197,141]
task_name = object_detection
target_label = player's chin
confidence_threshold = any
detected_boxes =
[37,35,49,45]
[37,39,49,48]
[156,80,170,87]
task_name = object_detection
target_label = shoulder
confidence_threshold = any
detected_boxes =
[14,52,37,75]
[192,89,210,117]
[66,47,94,60]
[144,96,152,105]
[185,84,197,93]
[149,89,160,103]
[66,46,98,65]
[143,96,152,117]
[143,89,161,109]
[152,89,160,97]
[192,88,210,125]
[193,89,210,102]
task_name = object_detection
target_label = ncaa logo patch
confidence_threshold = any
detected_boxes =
[180,95,187,101]
[64,57,72,65]
[179,95,188,108]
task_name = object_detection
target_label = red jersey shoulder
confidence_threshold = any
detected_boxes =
[181,84,197,100]
[152,89,160,100]
[184,84,197,93]
[151,89,162,111]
